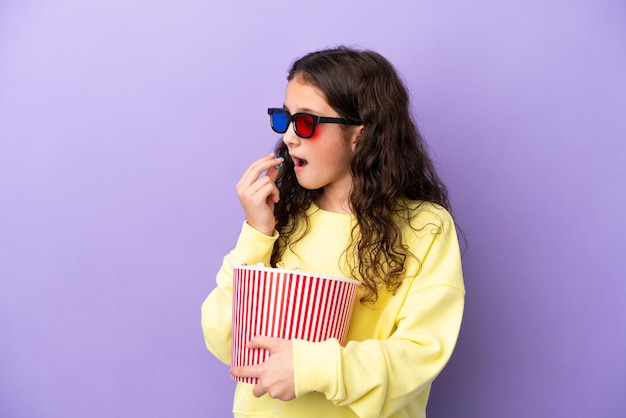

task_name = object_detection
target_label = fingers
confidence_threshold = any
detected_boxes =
[266,157,284,183]
[230,364,259,380]
[237,154,283,190]
[236,154,283,206]
[253,384,268,398]
[230,365,267,398]
[236,154,284,235]
[240,175,279,204]
[246,335,275,351]
[230,337,296,401]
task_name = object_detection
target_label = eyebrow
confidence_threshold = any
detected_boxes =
[282,104,319,114]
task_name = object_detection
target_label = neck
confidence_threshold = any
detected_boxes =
[316,192,352,214]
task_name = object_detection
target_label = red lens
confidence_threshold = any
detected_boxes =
[294,114,315,137]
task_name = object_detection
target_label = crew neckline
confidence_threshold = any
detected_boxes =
[309,201,355,218]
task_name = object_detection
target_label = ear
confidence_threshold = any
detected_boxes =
[351,125,365,151]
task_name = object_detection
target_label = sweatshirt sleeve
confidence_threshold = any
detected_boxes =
[201,222,278,364]
[292,210,465,418]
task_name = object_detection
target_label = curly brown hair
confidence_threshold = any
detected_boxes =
[270,46,451,303]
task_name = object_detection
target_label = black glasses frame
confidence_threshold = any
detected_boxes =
[267,108,361,139]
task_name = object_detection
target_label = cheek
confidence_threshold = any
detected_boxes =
[308,125,322,140]
[325,143,355,168]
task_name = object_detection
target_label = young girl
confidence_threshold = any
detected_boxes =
[201,46,465,418]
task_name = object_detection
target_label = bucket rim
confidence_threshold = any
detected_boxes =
[232,265,361,286]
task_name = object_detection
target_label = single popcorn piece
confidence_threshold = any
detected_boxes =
[275,261,300,270]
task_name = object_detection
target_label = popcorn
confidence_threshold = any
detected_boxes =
[239,261,299,270]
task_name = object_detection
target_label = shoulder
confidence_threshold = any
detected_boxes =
[397,199,455,233]
[398,200,464,290]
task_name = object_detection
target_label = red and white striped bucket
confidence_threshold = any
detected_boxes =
[230,265,360,384]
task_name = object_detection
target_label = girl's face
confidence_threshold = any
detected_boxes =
[282,75,362,210]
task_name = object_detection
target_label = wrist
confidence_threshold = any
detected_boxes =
[245,221,276,237]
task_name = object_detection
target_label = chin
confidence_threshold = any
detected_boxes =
[297,182,319,191]
[295,176,323,191]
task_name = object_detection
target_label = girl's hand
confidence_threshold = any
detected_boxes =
[230,336,295,401]
[236,154,283,236]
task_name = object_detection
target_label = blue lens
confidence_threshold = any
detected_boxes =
[271,111,289,133]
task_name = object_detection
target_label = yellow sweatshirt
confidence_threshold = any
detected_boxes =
[201,201,465,418]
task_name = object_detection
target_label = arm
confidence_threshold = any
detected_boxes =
[201,154,283,363]
[201,222,278,364]
[293,210,465,417]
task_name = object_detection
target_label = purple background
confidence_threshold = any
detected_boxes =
[1,1,624,417]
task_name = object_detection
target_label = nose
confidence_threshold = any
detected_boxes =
[282,124,301,148]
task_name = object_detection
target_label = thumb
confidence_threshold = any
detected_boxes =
[266,164,282,204]
[266,157,284,183]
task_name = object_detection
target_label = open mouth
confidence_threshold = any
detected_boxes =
[292,157,308,167]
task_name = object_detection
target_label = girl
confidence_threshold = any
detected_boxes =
[201,46,465,418]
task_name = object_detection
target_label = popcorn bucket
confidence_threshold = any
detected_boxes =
[230,265,360,384]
